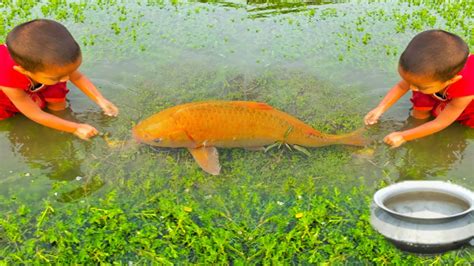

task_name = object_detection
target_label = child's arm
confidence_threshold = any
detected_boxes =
[69,70,119,116]
[384,95,474,147]
[364,80,410,125]
[1,86,98,140]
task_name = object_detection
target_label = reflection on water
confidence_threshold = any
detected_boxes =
[1,111,83,181]
[360,116,473,187]
[0,108,106,202]
[393,119,470,182]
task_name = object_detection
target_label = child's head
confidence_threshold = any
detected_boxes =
[398,29,469,94]
[6,19,82,85]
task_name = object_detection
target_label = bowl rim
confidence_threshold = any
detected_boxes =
[373,181,474,221]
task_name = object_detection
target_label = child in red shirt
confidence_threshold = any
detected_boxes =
[365,30,473,147]
[0,19,118,140]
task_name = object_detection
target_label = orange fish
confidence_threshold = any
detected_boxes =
[133,101,366,175]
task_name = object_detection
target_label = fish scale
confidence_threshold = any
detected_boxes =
[133,101,366,175]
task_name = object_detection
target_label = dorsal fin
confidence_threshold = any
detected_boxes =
[230,101,273,110]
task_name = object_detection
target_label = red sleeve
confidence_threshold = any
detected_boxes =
[447,54,474,99]
[0,44,30,90]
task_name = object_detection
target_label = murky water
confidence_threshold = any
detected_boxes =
[0,0,473,207]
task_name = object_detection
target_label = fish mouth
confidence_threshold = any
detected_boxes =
[132,128,142,143]
[132,128,162,145]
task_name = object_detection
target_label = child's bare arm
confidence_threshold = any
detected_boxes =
[364,80,410,125]
[69,70,119,116]
[384,95,474,147]
[1,86,98,140]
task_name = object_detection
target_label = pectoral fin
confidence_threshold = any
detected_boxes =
[187,146,221,175]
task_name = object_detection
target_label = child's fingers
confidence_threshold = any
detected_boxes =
[104,105,119,117]
[76,133,91,141]
[91,129,99,136]
[387,140,401,149]
[366,119,378,125]
[74,124,99,140]
[383,135,395,146]
[79,132,95,141]
[383,134,405,149]
[365,116,378,125]
[105,112,118,117]
[364,112,379,125]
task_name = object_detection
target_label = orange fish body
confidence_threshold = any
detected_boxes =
[133,101,365,175]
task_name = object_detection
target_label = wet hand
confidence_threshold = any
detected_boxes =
[364,107,384,125]
[98,98,119,117]
[74,124,99,140]
[384,132,406,148]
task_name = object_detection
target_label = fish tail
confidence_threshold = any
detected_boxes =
[330,127,369,146]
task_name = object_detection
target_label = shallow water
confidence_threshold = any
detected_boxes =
[0,0,473,209]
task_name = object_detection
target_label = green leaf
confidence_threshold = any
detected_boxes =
[293,145,311,156]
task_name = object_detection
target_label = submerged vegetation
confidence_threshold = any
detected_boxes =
[2,175,472,264]
[0,0,473,263]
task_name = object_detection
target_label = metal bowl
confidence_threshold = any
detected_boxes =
[373,181,473,222]
[371,181,474,253]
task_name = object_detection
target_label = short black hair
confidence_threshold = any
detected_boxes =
[6,19,81,72]
[399,29,469,82]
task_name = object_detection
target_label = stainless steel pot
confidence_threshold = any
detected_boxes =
[370,181,474,253]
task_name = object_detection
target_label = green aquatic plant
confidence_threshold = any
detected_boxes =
[1,174,472,263]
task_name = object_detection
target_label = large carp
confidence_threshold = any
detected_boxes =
[133,101,366,175]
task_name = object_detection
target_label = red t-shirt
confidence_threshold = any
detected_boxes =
[0,44,31,90]
[0,44,41,114]
[442,54,474,124]
[0,44,69,119]
[446,54,474,99]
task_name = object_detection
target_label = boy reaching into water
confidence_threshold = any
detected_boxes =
[0,19,118,140]
[365,30,473,147]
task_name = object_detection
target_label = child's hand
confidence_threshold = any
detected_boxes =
[364,106,384,125]
[97,98,119,117]
[74,124,99,140]
[383,132,406,148]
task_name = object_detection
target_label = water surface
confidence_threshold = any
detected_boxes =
[0,0,473,211]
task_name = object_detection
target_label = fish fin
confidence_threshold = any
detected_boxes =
[188,146,221,175]
[335,127,370,146]
[231,101,273,110]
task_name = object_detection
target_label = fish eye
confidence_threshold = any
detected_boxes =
[153,138,162,143]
